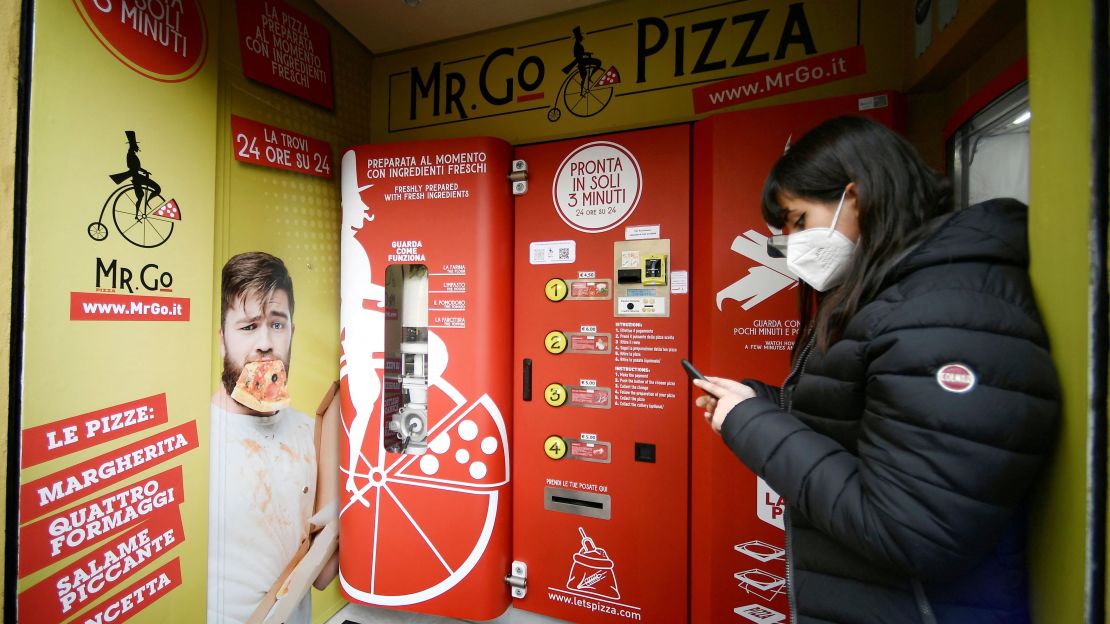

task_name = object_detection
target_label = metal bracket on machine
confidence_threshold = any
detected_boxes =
[505,560,528,598]
[510,159,528,195]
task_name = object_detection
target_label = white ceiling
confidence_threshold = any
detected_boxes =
[316,0,611,55]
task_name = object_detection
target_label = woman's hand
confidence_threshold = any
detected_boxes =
[693,377,756,433]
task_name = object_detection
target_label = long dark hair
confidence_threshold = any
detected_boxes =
[761,116,954,354]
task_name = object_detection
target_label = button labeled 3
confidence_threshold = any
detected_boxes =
[544,383,568,407]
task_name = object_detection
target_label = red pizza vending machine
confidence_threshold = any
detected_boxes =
[511,126,692,624]
[337,137,514,619]
[690,92,902,624]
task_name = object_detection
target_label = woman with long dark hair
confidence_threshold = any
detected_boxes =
[695,116,1059,623]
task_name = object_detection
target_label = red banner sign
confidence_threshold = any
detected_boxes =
[692,45,868,114]
[236,0,334,109]
[67,558,183,624]
[18,466,184,578]
[70,292,190,321]
[21,394,169,468]
[231,115,333,178]
[20,421,198,521]
[72,0,208,82]
[17,509,184,623]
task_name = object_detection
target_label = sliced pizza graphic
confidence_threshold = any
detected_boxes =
[152,199,181,220]
[390,393,509,489]
[232,359,291,412]
[340,382,509,606]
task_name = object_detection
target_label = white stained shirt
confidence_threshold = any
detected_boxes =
[208,404,316,624]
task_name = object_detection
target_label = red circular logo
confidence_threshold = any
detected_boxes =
[74,0,208,82]
[936,363,976,393]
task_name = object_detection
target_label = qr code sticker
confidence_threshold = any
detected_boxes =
[529,240,576,265]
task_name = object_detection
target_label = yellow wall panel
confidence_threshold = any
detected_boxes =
[1027,2,1091,623]
[213,1,373,620]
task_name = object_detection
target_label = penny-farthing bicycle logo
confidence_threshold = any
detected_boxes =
[547,26,621,122]
[88,130,181,248]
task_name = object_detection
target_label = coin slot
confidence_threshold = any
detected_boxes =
[523,358,533,401]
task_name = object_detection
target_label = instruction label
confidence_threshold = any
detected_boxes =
[613,321,678,410]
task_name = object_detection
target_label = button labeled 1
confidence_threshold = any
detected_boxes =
[545,278,568,302]
[545,330,567,354]
[544,383,568,407]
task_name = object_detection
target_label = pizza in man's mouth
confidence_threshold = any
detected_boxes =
[232,360,291,413]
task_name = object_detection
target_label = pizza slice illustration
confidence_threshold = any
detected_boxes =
[340,383,509,606]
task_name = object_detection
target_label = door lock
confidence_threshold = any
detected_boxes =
[510,159,528,195]
[505,560,528,598]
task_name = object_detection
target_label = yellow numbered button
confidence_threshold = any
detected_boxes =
[544,278,568,302]
[544,383,568,407]
[545,330,568,354]
[544,435,568,460]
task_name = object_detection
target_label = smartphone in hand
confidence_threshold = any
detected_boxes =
[681,359,719,398]
[681,359,707,382]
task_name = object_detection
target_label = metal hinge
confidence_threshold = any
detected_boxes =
[505,560,527,598]
[510,159,528,195]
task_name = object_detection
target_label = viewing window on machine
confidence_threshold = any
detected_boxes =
[383,264,431,455]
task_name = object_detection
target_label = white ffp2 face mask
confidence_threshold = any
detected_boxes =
[785,189,856,292]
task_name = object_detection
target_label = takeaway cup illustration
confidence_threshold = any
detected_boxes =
[566,527,621,600]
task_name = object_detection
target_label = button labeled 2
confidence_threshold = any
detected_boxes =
[545,330,568,354]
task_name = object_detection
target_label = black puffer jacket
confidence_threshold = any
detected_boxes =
[722,199,1059,623]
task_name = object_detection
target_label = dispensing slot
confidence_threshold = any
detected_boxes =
[544,486,611,520]
[551,496,604,509]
